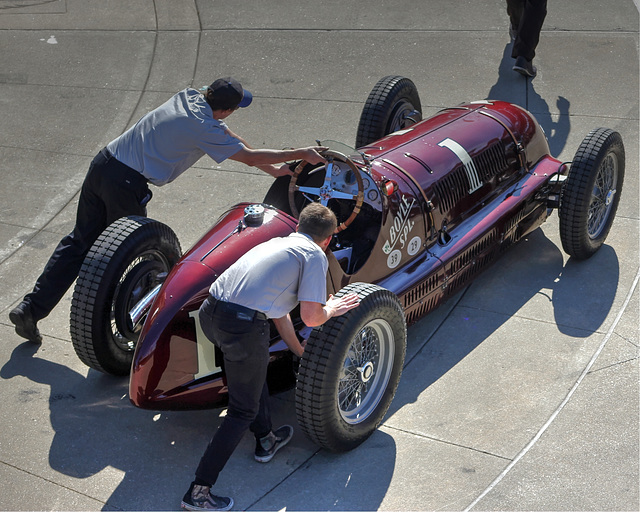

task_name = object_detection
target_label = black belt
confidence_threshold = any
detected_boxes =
[211,297,268,322]
[100,147,148,186]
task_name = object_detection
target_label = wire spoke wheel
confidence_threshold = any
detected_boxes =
[71,216,181,375]
[296,283,406,452]
[559,128,625,260]
[587,152,618,239]
[338,319,395,424]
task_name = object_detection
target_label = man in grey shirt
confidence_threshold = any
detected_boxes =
[10,77,327,345]
[181,203,359,512]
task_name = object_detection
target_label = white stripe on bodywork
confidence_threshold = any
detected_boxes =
[438,138,483,193]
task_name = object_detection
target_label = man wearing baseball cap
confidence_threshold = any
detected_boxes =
[9,77,326,345]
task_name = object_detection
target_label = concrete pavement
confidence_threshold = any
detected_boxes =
[0,1,638,510]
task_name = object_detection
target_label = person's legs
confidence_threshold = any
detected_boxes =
[506,0,523,36]
[23,153,108,321]
[14,150,149,335]
[249,380,272,439]
[193,306,270,486]
[249,379,293,463]
[512,0,547,62]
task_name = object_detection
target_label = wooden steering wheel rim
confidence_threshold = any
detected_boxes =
[287,150,365,233]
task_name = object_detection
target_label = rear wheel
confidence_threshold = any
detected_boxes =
[356,75,422,148]
[295,283,406,452]
[70,216,181,375]
[559,128,625,259]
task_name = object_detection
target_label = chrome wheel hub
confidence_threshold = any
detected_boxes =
[338,318,395,424]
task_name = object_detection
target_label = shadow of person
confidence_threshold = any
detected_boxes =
[245,427,397,511]
[527,90,571,159]
[0,344,223,510]
[487,41,526,105]
[487,42,571,158]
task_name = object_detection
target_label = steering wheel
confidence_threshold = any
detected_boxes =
[288,150,365,232]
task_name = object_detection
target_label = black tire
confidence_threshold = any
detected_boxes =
[356,75,422,148]
[295,283,406,452]
[70,216,181,375]
[559,128,625,260]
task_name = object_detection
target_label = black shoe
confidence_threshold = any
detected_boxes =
[513,56,537,78]
[254,425,293,463]
[9,302,42,344]
[181,483,233,511]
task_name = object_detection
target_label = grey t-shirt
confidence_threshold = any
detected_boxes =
[209,232,328,319]
[107,88,243,186]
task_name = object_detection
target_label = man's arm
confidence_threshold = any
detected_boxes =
[223,127,290,177]
[224,127,325,175]
[272,314,305,357]
[273,294,360,357]
[299,293,360,328]
[229,145,326,168]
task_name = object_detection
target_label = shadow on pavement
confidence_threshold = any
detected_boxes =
[247,431,396,511]
[0,342,395,511]
[487,41,571,158]
[0,343,221,510]
[389,227,619,417]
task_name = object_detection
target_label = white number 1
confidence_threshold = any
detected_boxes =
[438,138,483,193]
[189,310,223,379]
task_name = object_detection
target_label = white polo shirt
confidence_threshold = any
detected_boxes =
[210,233,329,319]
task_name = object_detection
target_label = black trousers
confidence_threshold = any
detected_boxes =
[25,149,151,320]
[195,296,272,486]
[507,0,548,61]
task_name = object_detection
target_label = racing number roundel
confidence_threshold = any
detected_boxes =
[407,235,421,256]
[383,195,420,268]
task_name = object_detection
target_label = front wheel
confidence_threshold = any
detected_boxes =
[559,128,625,259]
[70,216,181,375]
[295,283,406,452]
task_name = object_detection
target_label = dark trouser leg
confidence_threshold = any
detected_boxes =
[24,150,149,321]
[195,304,270,486]
[506,0,523,28]
[509,0,547,61]
[250,381,272,439]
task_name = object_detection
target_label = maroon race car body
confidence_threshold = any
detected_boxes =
[70,76,625,452]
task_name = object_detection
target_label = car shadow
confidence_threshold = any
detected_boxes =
[0,344,225,511]
[0,341,396,511]
[487,41,571,158]
[244,418,396,511]
[387,226,620,419]
[0,234,618,512]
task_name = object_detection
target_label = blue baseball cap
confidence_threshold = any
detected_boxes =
[208,77,253,109]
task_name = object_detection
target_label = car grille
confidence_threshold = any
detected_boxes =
[433,141,509,214]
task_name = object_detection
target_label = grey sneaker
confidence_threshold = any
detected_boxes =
[9,302,42,344]
[181,483,233,511]
[254,425,293,463]
[513,56,537,78]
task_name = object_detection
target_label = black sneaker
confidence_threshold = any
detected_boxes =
[9,302,42,344]
[254,425,293,463]
[181,483,233,511]
[513,56,537,78]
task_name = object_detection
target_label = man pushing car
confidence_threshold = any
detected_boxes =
[181,202,360,511]
[9,77,327,344]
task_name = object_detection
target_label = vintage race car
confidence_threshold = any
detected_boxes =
[69,76,625,452]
